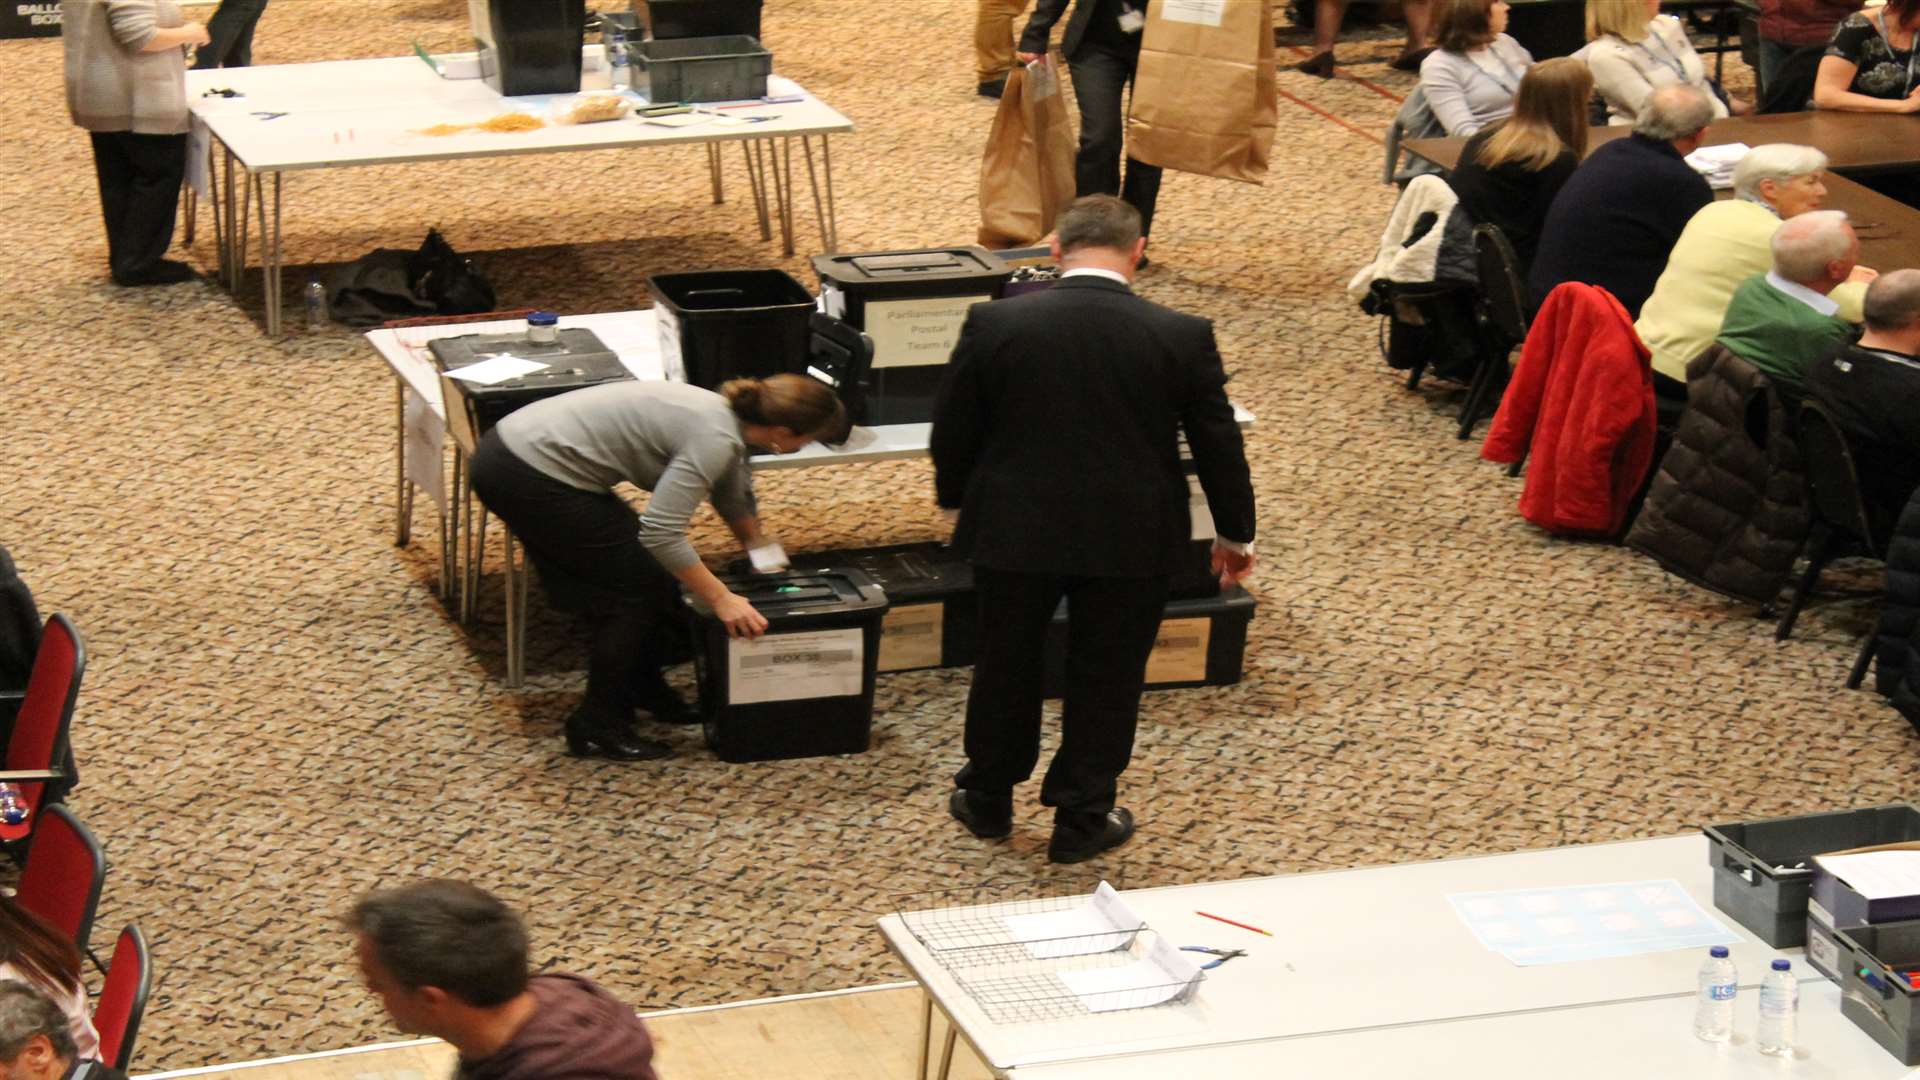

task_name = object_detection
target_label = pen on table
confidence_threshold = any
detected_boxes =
[1196,911,1273,937]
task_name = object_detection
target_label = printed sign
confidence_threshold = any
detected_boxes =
[655,309,685,382]
[1160,0,1227,28]
[1144,617,1210,684]
[878,602,942,672]
[403,389,446,514]
[0,3,62,38]
[727,628,863,705]
[863,295,992,369]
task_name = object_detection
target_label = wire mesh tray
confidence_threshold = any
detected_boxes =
[895,879,1145,971]
[951,931,1205,1024]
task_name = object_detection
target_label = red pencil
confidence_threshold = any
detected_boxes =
[1196,910,1273,937]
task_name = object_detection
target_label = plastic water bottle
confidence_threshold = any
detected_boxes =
[607,28,630,92]
[304,278,328,331]
[0,783,27,827]
[1693,945,1737,1042]
[1758,958,1798,1056]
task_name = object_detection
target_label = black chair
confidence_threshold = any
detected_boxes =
[1462,224,1527,441]
[1777,400,1886,687]
[1759,43,1823,114]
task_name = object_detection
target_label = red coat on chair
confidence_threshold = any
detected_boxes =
[1481,282,1658,536]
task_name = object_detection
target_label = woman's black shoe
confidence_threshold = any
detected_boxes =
[629,669,698,725]
[1295,51,1336,78]
[564,709,671,761]
[1390,46,1435,72]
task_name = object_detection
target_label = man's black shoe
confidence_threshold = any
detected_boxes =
[978,77,1007,99]
[113,259,196,287]
[948,790,1013,839]
[1048,808,1135,863]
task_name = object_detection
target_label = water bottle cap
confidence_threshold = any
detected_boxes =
[1772,959,1791,971]
[528,311,559,326]
[1710,946,1729,958]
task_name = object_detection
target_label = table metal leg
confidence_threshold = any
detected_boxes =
[742,140,772,241]
[821,134,839,253]
[219,146,235,287]
[935,1026,957,1080]
[708,142,724,204]
[183,185,196,246]
[777,137,797,255]
[237,167,253,313]
[505,529,527,688]
[259,170,284,338]
[441,446,461,604]
[801,136,834,255]
[394,382,413,547]
[915,991,931,1080]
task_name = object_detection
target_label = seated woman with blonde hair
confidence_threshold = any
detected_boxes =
[1447,57,1593,272]
[1587,0,1749,123]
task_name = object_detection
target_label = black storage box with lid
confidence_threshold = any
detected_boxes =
[1835,919,1920,1064]
[727,544,976,672]
[1042,586,1256,697]
[685,568,888,762]
[648,269,814,389]
[1704,804,1920,951]
[472,0,587,96]
[632,34,771,103]
[429,328,632,430]
[811,247,1013,424]
[635,0,763,40]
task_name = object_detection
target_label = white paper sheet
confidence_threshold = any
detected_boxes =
[1161,0,1228,27]
[826,426,880,453]
[1448,878,1736,966]
[1002,882,1144,959]
[747,542,790,574]
[1056,935,1203,1013]
[445,355,548,384]
[1813,850,1920,900]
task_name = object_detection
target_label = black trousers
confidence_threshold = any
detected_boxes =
[1065,46,1162,238]
[956,567,1169,817]
[191,0,269,69]
[88,131,187,283]
[468,431,679,722]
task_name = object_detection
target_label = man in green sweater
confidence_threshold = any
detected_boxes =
[1715,210,1868,395]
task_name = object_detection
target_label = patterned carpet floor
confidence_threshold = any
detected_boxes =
[0,0,1899,1070]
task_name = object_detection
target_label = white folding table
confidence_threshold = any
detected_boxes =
[187,58,853,335]
[881,835,1917,1078]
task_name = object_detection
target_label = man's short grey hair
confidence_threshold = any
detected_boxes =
[1863,268,1920,333]
[1633,84,1716,141]
[1771,209,1855,283]
[0,981,75,1063]
[1733,143,1828,203]
[1055,195,1142,255]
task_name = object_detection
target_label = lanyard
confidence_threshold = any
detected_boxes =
[1635,25,1689,81]
[1871,10,1919,97]
[1469,41,1523,95]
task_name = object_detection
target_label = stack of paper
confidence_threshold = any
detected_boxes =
[1812,849,1920,898]
[1685,142,1750,190]
[1001,882,1142,959]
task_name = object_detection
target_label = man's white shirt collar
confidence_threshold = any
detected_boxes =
[1764,270,1840,317]
[1061,268,1130,285]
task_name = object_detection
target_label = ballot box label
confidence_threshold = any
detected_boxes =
[0,3,62,37]
[1188,474,1215,541]
[865,296,993,369]
[879,602,943,672]
[1162,0,1227,27]
[1145,617,1211,684]
[727,628,864,704]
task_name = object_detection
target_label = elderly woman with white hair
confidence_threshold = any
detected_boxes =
[1634,142,1873,398]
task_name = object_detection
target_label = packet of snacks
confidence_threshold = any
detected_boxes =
[551,93,634,125]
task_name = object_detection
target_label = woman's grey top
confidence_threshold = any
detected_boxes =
[62,0,190,135]
[496,381,757,572]
[1419,34,1535,136]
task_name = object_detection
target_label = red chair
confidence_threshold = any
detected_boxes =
[0,613,85,847]
[13,804,105,956]
[93,925,151,1072]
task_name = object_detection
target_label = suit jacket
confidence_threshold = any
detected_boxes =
[1019,0,1125,61]
[931,275,1255,578]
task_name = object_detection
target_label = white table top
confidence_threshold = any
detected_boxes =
[187,57,851,171]
[1008,981,1919,1079]
[879,835,1835,1072]
[366,309,1254,472]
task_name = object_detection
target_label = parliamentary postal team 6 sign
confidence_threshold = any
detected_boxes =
[2,2,61,37]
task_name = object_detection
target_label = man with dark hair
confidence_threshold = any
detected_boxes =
[932,194,1257,864]
[0,981,126,1080]
[1809,267,1920,536]
[345,880,657,1080]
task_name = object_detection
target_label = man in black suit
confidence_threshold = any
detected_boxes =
[1017,0,1162,244]
[931,195,1256,864]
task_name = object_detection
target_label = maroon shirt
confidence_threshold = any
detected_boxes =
[458,975,658,1080]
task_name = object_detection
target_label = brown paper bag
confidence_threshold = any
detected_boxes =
[977,62,1078,248]
[1126,0,1277,184]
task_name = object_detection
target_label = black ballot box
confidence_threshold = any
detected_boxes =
[471,0,587,96]
[1043,587,1256,698]
[727,544,976,673]
[429,328,631,431]
[811,248,1012,424]
[648,269,815,389]
[685,569,888,762]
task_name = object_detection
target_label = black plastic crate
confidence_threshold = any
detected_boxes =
[429,328,631,431]
[637,0,763,40]
[811,247,1012,425]
[632,34,769,103]
[684,569,888,762]
[1043,586,1255,698]
[648,269,813,389]
[729,544,976,672]
[1704,804,1920,948]
[1836,920,1920,1064]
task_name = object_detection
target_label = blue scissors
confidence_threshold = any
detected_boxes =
[1180,946,1247,970]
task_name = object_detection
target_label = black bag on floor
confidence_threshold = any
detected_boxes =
[326,229,497,326]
